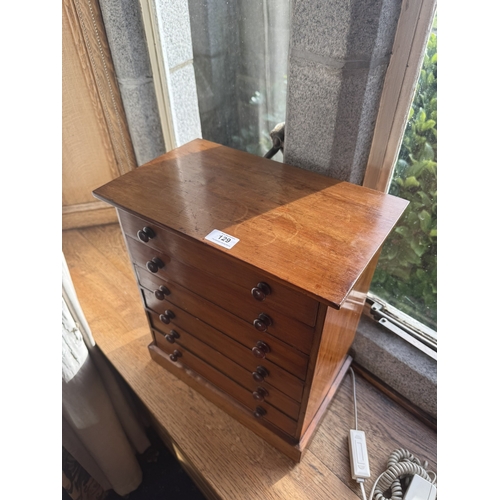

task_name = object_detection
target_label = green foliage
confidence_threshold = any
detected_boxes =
[371,26,437,330]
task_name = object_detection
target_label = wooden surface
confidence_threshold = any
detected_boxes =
[62,0,136,229]
[62,223,437,499]
[92,141,411,460]
[120,214,319,328]
[93,139,408,309]
[300,257,378,437]
[129,234,316,356]
[151,327,301,420]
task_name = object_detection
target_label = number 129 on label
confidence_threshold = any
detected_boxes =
[204,229,240,249]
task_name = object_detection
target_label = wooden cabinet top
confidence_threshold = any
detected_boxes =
[93,139,408,308]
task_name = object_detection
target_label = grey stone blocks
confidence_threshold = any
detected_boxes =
[155,0,202,146]
[99,0,166,165]
[284,0,402,183]
[351,316,437,419]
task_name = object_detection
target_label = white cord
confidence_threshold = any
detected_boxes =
[367,449,436,500]
[427,470,437,485]
[350,367,358,431]
[349,367,367,500]
[348,368,437,500]
[358,479,368,500]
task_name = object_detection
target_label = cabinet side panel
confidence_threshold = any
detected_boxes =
[298,256,379,438]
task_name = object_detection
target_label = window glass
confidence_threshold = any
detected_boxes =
[187,2,437,333]
[187,0,290,159]
[370,16,437,331]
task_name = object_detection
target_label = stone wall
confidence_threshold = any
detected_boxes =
[284,0,402,184]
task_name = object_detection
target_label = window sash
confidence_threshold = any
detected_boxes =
[363,0,437,194]
[362,0,437,351]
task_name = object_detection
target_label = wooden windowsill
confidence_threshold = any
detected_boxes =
[62,223,437,500]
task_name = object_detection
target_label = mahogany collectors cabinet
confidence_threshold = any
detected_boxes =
[93,139,408,462]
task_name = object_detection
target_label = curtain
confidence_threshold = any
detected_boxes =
[62,255,151,498]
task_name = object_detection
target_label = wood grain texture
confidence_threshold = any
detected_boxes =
[142,289,305,402]
[126,236,317,353]
[63,0,136,229]
[62,224,436,499]
[152,329,301,420]
[63,3,117,204]
[149,341,298,438]
[145,292,310,380]
[62,202,118,229]
[91,141,413,461]
[353,363,437,431]
[64,0,136,174]
[299,256,379,437]
[119,210,319,327]
[94,139,409,308]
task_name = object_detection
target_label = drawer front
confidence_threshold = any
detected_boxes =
[148,307,303,402]
[119,210,319,327]
[152,335,298,437]
[132,255,314,354]
[142,284,309,380]
[152,329,300,420]
[148,313,304,403]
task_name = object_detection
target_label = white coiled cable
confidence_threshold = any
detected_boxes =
[348,369,436,500]
[369,448,435,500]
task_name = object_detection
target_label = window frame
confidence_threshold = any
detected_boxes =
[352,0,437,419]
[363,0,437,341]
[138,0,177,152]
[363,0,437,193]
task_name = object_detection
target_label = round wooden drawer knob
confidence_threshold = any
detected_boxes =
[251,282,271,301]
[252,341,270,359]
[159,309,175,324]
[154,285,170,300]
[253,313,273,332]
[253,406,266,418]
[146,257,164,273]
[252,366,269,382]
[169,349,182,362]
[252,387,268,401]
[137,226,156,243]
[165,330,180,343]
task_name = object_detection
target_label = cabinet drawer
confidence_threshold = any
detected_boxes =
[152,336,298,437]
[147,304,303,402]
[152,329,300,420]
[132,256,314,354]
[119,210,319,327]
[142,285,310,381]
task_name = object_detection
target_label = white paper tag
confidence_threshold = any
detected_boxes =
[204,229,240,249]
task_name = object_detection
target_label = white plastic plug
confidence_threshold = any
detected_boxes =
[403,474,437,500]
[348,429,370,480]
